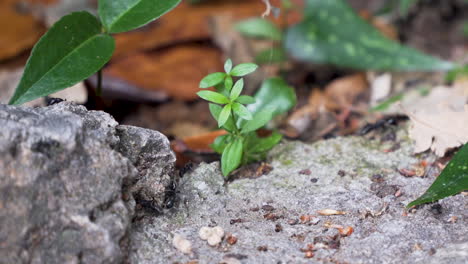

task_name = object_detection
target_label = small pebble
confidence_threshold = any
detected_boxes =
[337,170,346,177]
[310,178,318,183]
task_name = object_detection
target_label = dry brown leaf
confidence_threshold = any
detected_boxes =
[0,1,45,60]
[113,0,267,57]
[406,104,468,157]
[324,73,369,111]
[105,46,223,101]
[317,209,347,216]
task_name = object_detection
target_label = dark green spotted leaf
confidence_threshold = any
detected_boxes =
[221,138,243,176]
[199,72,226,88]
[235,18,283,41]
[197,90,229,104]
[9,12,115,105]
[98,0,181,33]
[255,47,287,64]
[408,143,468,207]
[284,0,455,71]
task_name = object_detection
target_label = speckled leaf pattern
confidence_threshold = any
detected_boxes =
[99,0,181,33]
[9,12,115,105]
[408,143,468,207]
[285,0,455,71]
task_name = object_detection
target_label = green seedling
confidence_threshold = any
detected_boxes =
[9,0,181,105]
[198,59,296,177]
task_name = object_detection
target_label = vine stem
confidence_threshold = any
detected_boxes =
[96,69,103,96]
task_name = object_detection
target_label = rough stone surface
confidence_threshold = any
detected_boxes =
[0,103,175,264]
[129,133,467,264]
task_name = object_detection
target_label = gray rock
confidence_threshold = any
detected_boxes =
[129,134,467,264]
[0,102,175,264]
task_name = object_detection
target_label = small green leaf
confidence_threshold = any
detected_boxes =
[209,103,236,132]
[221,138,243,177]
[407,143,468,208]
[235,18,283,41]
[241,108,274,133]
[197,90,229,104]
[224,59,233,73]
[255,47,287,64]
[211,134,231,154]
[98,0,181,33]
[284,0,455,71]
[199,72,226,88]
[370,93,404,112]
[232,102,253,120]
[224,75,233,91]
[218,104,232,127]
[230,78,244,100]
[249,131,283,153]
[236,95,256,104]
[9,12,115,105]
[248,77,296,117]
[230,63,259,77]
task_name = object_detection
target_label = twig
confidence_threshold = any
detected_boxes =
[261,0,272,17]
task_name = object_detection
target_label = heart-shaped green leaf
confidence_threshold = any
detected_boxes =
[248,131,283,153]
[407,143,468,208]
[9,12,115,105]
[284,0,455,71]
[248,77,297,117]
[98,0,181,33]
[221,138,243,176]
[241,108,274,133]
[235,18,283,41]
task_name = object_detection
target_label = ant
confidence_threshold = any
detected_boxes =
[163,162,195,209]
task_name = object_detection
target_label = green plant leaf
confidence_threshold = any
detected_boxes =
[98,0,181,33]
[218,104,232,127]
[9,12,115,105]
[197,90,229,104]
[221,138,243,177]
[230,63,259,77]
[199,72,226,88]
[249,131,283,153]
[241,108,274,133]
[255,47,287,64]
[224,75,233,91]
[230,78,244,100]
[209,103,236,132]
[407,144,468,208]
[232,102,253,120]
[284,0,455,71]
[235,18,283,41]
[211,134,231,154]
[224,59,233,73]
[247,77,296,117]
[236,95,256,105]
